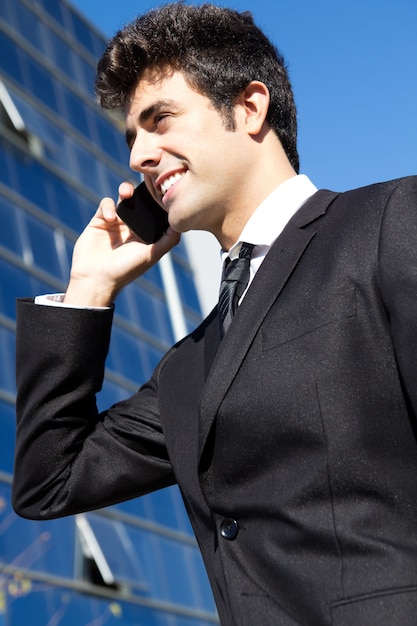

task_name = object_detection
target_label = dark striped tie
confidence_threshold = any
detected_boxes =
[218,242,255,338]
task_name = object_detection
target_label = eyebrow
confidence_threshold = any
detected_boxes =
[139,99,178,124]
[125,99,178,147]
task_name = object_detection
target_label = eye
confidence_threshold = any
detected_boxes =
[154,113,170,128]
[125,130,135,151]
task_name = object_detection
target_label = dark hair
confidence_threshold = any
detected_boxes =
[96,2,299,172]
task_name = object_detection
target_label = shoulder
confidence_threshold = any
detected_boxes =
[318,176,417,232]
[336,175,417,204]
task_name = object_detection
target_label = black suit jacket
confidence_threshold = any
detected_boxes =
[13,176,417,625]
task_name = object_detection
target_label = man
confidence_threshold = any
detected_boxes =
[12,3,417,625]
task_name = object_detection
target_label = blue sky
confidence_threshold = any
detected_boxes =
[72,0,417,192]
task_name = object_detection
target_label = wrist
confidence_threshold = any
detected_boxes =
[64,277,117,308]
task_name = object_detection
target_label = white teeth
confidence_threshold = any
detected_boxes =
[161,172,184,196]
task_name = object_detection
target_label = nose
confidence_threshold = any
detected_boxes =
[129,131,161,174]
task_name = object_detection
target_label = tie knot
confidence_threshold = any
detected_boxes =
[222,242,254,283]
[238,241,255,260]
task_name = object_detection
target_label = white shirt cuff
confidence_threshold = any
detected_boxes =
[34,294,110,310]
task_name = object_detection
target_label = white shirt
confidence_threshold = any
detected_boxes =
[221,174,317,298]
[36,175,317,309]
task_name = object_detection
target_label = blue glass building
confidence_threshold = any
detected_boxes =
[0,0,218,623]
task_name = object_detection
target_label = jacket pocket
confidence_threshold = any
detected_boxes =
[262,286,357,350]
[331,586,417,626]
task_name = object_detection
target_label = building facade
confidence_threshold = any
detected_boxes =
[0,0,218,623]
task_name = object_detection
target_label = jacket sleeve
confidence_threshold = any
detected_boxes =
[12,299,175,520]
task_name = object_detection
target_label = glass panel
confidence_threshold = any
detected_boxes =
[185,311,203,335]
[0,137,14,188]
[8,154,92,237]
[24,213,63,279]
[106,326,146,384]
[109,495,149,523]
[52,79,68,119]
[96,378,132,413]
[0,325,16,395]
[0,258,60,318]
[0,194,23,255]
[0,399,16,473]
[111,524,164,601]
[113,132,130,167]
[105,520,216,614]
[24,54,60,114]
[2,583,210,626]
[173,260,202,315]
[141,264,165,291]
[172,238,191,262]
[75,56,96,97]
[13,151,49,211]
[91,30,106,59]
[8,88,62,158]
[0,0,14,23]
[0,478,215,624]
[61,83,92,138]
[28,274,58,298]
[188,550,218,614]
[70,137,103,191]
[0,30,25,84]
[69,8,96,57]
[15,1,44,53]
[56,229,72,279]
[77,513,148,591]
[149,486,194,535]
[118,487,193,537]
[102,165,122,199]
[121,283,174,345]
[0,259,32,318]
[38,0,66,27]
[156,536,206,608]
[46,175,94,233]
[144,343,165,377]
[48,29,77,80]
[0,482,75,578]
[94,113,129,165]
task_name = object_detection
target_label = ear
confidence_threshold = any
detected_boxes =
[236,81,270,136]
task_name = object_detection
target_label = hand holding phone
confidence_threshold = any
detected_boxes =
[116,182,169,244]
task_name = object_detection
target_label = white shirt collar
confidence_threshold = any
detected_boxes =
[224,174,318,262]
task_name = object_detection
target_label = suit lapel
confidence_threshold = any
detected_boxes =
[198,189,339,462]
[203,306,221,379]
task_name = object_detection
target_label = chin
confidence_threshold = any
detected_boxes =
[168,212,192,234]
[169,205,209,234]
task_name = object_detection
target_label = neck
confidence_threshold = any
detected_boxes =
[217,166,297,251]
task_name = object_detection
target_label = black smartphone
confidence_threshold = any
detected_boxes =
[116,182,169,244]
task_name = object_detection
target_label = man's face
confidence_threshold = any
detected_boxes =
[125,71,255,239]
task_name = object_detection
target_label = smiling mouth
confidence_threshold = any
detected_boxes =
[160,171,186,197]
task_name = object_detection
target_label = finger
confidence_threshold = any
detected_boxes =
[97,196,117,222]
[118,181,135,203]
[150,226,181,258]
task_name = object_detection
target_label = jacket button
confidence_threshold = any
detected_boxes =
[220,518,238,540]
